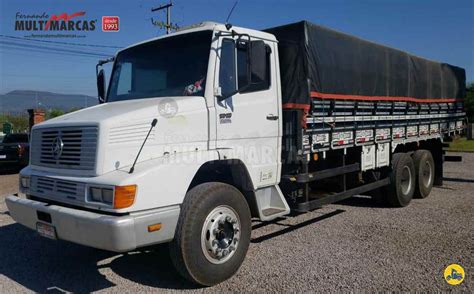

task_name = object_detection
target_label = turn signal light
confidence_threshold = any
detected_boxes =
[17,144,25,157]
[148,223,162,232]
[114,185,137,209]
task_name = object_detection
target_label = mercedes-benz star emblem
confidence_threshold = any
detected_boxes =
[51,136,64,159]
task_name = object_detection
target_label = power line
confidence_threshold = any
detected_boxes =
[1,73,92,79]
[0,48,110,61]
[0,34,123,49]
[0,39,113,55]
[0,46,109,60]
[0,41,112,58]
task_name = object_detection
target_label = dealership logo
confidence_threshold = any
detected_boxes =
[158,99,178,118]
[15,11,96,32]
[102,16,120,32]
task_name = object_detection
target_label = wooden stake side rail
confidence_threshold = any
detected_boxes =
[302,111,465,154]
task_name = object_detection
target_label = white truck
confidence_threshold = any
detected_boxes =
[6,21,465,286]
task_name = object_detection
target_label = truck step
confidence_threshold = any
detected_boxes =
[262,208,287,217]
[255,185,291,221]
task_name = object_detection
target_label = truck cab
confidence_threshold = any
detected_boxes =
[6,22,288,285]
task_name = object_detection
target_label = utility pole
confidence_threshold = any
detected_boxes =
[151,1,173,34]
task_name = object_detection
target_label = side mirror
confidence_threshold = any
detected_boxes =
[97,69,106,104]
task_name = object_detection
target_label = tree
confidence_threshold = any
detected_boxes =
[0,114,29,133]
[47,108,65,119]
[466,83,474,122]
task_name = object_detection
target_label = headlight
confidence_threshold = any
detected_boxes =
[102,188,114,204]
[89,187,114,205]
[20,176,30,189]
[90,187,103,202]
[88,185,136,209]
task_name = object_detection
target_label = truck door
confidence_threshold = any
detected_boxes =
[214,36,280,188]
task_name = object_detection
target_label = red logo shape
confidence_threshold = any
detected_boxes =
[45,11,86,30]
[102,16,119,32]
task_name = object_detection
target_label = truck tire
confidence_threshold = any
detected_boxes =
[169,182,251,286]
[412,150,434,198]
[386,153,415,207]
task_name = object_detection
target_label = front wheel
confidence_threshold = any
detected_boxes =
[169,182,251,286]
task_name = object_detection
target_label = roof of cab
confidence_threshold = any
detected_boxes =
[118,21,277,53]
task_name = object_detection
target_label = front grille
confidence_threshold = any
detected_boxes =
[31,127,98,170]
[30,176,86,203]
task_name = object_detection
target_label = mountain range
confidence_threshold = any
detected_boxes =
[0,90,98,114]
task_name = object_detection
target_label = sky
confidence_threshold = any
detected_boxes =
[0,0,473,97]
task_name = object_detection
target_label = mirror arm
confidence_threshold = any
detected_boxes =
[95,63,100,79]
[97,56,114,67]
[217,90,238,101]
[217,83,251,101]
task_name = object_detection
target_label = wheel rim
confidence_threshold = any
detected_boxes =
[421,160,433,188]
[201,205,241,264]
[400,165,412,195]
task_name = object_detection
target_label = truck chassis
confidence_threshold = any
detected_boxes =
[280,99,464,211]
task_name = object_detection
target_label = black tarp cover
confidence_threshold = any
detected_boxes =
[264,21,466,111]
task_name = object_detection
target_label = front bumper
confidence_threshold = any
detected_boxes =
[0,158,25,165]
[5,195,180,252]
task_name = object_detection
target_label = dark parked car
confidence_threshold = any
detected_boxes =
[0,133,30,167]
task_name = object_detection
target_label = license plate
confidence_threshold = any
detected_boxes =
[36,222,57,240]
[0,155,6,159]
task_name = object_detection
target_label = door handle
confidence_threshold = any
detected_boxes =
[266,114,279,120]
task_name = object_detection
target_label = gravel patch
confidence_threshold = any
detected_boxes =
[0,153,472,292]
[0,170,19,198]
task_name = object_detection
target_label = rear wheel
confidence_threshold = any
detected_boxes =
[386,153,415,207]
[413,150,434,198]
[169,182,251,286]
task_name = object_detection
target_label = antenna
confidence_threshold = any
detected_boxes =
[225,1,239,29]
[129,118,158,174]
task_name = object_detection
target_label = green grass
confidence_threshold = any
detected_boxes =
[446,137,474,152]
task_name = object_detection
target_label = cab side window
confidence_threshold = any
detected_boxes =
[237,43,271,93]
[219,38,271,96]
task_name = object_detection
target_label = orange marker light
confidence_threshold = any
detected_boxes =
[148,223,162,232]
[114,185,137,209]
[313,153,319,161]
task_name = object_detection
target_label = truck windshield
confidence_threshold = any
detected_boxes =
[107,31,212,102]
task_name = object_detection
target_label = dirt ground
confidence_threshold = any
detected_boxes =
[0,153,472,292]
